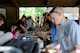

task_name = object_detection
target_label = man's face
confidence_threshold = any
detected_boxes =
[50,12,61,25]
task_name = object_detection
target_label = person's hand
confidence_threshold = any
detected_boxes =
[69,46,80,53]
[25,30,28,34]
[46,34,50,37]
[69,50,76,53]
[46,43,54,49]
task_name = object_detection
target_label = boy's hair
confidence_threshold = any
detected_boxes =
[28,16,31,19]
[15,28,21,32]
[43,12,48,16]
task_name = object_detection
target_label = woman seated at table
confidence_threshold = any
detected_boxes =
[14,15,28,33]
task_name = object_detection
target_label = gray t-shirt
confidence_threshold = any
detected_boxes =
[56,19,79,53]
[78,25,80,45]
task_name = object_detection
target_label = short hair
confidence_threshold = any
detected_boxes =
[28,16,31,19]
[36,16,39,19]
[15,27,21,32]
[21,15,27,20]
[21,15,26,19]
[43,12,48,16]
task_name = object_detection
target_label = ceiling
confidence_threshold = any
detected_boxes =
[0,0,80,7]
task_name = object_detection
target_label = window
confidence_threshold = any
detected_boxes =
[19,7,79,21]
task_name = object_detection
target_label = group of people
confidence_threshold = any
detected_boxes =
[11,15,35,39]
[0,7,80,53]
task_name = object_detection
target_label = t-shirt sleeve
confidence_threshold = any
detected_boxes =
[70,22,80,46]
[54,26,60,40]
[76,26,80,45]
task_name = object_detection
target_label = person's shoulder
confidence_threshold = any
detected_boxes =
[72,20,78,26]
[78,25,80,29]
[68,20,79,29]
[68,20,78,26]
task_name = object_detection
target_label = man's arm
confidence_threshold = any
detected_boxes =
[69,23,80,53]
[20,24,28,33]
[69,46,80,53]
[46,40,59,48]
[75,46,80,49]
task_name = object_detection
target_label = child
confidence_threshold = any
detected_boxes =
[13,28,21,39]
[11,25,17,34]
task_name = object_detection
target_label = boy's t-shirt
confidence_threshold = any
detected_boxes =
[56,19,80,53]
[51,27,57,42]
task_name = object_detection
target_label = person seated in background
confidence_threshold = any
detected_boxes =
[13,28,21,39]
[40,13,53,31]
[0,14,5,35]
[11,25,17,34]
[44,13,57,41]
[40,12,46,27]
[0,14,8,32]
[35,16,40,27]
[43,12,52,28]
[26,16,34,31]
[15,15,28,33]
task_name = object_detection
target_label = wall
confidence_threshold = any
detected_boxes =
[6,7,18,27]
[0,5,18,28]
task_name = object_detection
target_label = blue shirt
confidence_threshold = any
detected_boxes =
[51,28,57,42]
[51,23,57,42]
